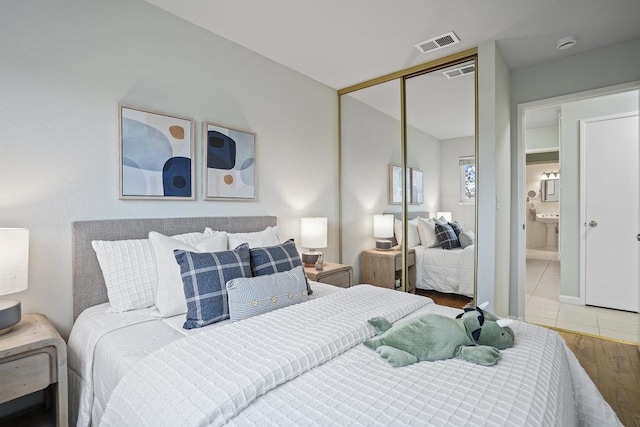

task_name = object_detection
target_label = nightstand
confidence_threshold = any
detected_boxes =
[303,262,353,288]
[360,248,416,293]
[0,314,68,427]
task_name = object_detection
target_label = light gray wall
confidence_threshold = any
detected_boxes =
[526,127,558,152]
[510,37,640,316]
[440,136,475,232]
[341,91,439,283]
[0,0,339,337]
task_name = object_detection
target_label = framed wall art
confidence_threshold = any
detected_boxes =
[411,168,423,204]
[203,122,256,200]
[119,105,194,200]
[389,164,412,205]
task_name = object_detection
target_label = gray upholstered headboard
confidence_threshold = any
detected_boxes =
[72,216,277,320]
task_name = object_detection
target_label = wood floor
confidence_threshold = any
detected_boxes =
[418,289,640,426]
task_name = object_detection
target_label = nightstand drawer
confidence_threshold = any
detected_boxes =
[394,251,416,270]
[319,270,352,288]
[0,352,51,404]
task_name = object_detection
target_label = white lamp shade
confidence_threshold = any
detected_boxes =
[0,228,29,295]
[436,212,452,222]
[373,215,394,238]
[300,217,327,249]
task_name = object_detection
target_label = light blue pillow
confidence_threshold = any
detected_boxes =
[226,265,309,322]
[459,230,475,248]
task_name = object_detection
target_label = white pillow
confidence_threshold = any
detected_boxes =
[150,230,228,318]
[92,239,157,312]
[417,217,439,248]
[459,230,475,248]
[228,226,280,249]
[226,266,309,322]
[394,218,421,248]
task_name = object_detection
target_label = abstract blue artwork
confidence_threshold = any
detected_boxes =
[120,106,194,199]
[204,122,256,200]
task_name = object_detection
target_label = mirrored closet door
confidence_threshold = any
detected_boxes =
[339,52,477,302]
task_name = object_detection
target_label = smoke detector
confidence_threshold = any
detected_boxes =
[415,31,460,54]
[556,36,577,50]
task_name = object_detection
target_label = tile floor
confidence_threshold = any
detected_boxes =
[525,248,639,343]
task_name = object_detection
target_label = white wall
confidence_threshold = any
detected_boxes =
[510,37,640,317]
[0,0,339,337]
[477,41,511,317]
[440,136,475,232]
[526,127,558,152]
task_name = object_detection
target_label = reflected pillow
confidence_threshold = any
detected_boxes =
[417,217,439,248]
[459,230,475,248]
[435,223,460,250]
[448,221,464,238]
[394,218,421,248]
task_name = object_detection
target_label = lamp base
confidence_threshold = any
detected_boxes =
[375,240,393,250]
[302,251,320,266]
[0,299,21,335]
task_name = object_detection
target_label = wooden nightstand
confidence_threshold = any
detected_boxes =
[360,248,416,293]
[0,314,68,427]
[303,262,353,288]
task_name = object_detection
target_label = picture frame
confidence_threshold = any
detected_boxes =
[411,168,423,204]
[203,122,256,201]
[119,105,194,200]
[389,164,412,205]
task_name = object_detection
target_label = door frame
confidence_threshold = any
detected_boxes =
[579,111,639,309]
[514,81,640,320]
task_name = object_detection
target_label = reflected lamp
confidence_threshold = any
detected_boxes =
[373,214,394,250]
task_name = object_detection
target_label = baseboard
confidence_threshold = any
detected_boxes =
[559,295,582,305]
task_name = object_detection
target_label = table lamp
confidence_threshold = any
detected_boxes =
[437,212,452,222]
[300,217,327,266]
[373,214,394,250]
[0,228,29,334]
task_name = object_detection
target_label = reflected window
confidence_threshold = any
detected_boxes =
[459,156,475,202]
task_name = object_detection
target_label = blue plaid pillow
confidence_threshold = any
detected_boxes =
[448,221,463,238]
[249,239,312,295]
[174,243,251,329]
[435,223,460,250]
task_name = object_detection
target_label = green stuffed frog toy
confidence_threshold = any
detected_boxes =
[363,303,515,367]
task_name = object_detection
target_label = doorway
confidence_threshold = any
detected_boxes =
[517,82,640,343]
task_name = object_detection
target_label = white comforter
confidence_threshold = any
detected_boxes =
[99,285,620,427]
[415,244,475,297]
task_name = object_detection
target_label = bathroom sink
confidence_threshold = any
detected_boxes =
[536,213,559,224]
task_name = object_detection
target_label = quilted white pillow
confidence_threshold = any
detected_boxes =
[92,239,156,312]
[227,226,280,249]
[417,217,439,248]
[150,230,228,318]
[394,218,421,248]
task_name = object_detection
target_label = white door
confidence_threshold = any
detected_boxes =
[582,113,639,312]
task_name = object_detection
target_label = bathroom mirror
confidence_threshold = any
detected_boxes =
[541,178,559,202]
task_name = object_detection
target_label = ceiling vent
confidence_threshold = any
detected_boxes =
[415,31,460,54]
[443,63,475,79]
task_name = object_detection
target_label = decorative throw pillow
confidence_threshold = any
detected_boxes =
[416,217,439,248]
[448,221,464,238]
[459,230,475,248]
[394,218,421,247]
[150,230,228,318]
[228,226,280,249]
[435,223,461,250]
[249,239,312,295]
[226,266,309,322]
[92,239,157,312]
[174,243,252,329]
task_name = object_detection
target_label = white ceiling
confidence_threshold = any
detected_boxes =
[143,0,640,139]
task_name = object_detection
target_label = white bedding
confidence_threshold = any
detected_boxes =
[78,285,621,427]
[414,244,475,297]
[68,281,341,426]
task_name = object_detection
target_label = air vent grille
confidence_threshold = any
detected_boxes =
[443,63,475,79]
[415,31,460,54]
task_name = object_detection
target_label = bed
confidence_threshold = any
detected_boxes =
[68,216,620,427]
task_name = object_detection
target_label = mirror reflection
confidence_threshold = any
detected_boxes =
[541,178,560,202]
